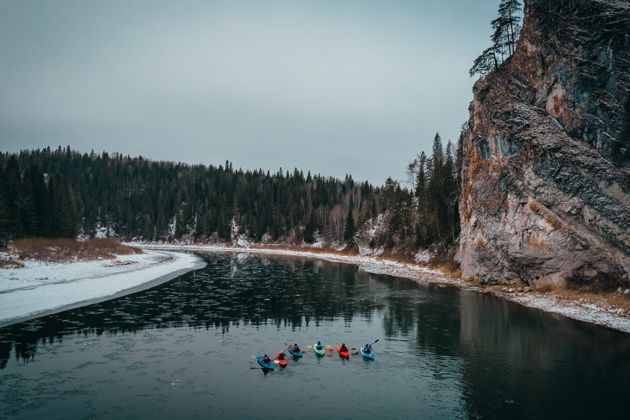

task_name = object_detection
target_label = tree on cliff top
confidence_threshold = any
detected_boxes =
[470,0,522,78]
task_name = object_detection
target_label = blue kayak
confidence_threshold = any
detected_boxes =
[360,347,375,360]
[288,348,303,358]
[257,355,275,370]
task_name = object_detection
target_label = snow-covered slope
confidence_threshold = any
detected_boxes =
[0,250,205,327]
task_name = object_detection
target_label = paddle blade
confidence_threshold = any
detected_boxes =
[325,345,332,348]
[307,345,313,348]
[328,349,335,352]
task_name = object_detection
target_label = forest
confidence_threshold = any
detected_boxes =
[0,137,459,255]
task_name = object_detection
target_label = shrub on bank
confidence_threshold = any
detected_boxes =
[7,237,142,263]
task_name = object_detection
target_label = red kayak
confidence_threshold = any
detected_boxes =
[275,352,288,368]
[337,345,349,359]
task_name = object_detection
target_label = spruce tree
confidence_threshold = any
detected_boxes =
[3,156,23,239]
[49,173,79,238]
[343,203,355,243]
[0,166,10,244]
[21,164,47,237]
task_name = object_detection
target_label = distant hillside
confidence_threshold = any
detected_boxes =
[0,142,459,260]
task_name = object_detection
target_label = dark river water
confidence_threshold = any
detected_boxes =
[1,252,630,419]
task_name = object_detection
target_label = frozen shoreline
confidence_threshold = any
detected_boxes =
[138,243,630,334]
[0,250,206,327]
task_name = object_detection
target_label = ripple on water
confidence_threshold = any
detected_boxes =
[1,253,630,420]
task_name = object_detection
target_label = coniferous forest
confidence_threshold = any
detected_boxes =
[0,139,460,255]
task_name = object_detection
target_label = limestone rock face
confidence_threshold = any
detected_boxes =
[458,0,630,287]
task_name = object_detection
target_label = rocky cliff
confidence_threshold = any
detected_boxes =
[458,0,630,288]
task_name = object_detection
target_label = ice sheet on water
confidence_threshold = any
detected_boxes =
[0,250,205,326]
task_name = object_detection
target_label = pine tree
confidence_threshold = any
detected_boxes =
[470,0,522,78]
[432,133,444,170]
[3,156,23,239]
[414,152,427,211]
[21,164,47,237]
[49,173,79,238]
[498,0,522,55]
[0,166,10,244]
[304,212,317,243]
[343,202,355,243]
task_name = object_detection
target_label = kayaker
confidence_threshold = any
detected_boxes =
[363,344,372,353]
[262,354,271,363]
[292,343,301,352]
[340,343,348,352]
[316,341,323,350]
[278,352,286,360]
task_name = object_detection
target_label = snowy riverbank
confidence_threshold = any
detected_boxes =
[138,243,630,334]
[0,250,206,327]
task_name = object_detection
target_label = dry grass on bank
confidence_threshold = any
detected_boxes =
[0,258,24,269]
[3,237,143,264]
[532,283,630,312]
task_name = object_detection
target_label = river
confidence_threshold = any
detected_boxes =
[1,252,629,419]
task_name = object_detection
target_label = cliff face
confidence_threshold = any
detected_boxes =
[458,0,630,287]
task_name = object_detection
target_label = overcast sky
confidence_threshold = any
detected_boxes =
[0,0,500,185]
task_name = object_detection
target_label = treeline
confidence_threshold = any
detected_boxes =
[1,139,460,254]
[0,147,380,245]
[0,156,79,242]
[368,133,460,251]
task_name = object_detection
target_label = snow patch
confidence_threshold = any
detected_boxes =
[358,245,384,256]
[230,218,252,247]
[414,250,431,263]
[0,250,205,327]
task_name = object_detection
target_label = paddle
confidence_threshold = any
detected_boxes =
[307,344,331,350]
[355,339,379,356]
[359,339,379,348]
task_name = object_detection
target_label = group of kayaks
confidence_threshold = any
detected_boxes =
[257,340,378,370]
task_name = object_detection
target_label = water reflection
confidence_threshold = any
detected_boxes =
[1,252,630,419]
[0,253,384,367]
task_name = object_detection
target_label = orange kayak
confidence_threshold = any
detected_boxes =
[275,352,288,367]
[337,345,349,359]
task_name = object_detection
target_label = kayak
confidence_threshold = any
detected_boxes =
[360,347,375,360]
[257,355,276,370]
[314,344,326,356]
[274,352,288,368]
[337,345,349,359]
[288,348,303,358]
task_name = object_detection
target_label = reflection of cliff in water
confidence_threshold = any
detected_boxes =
[457,291,630,419]
[0,253,385,369]
[376,281,630,418]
